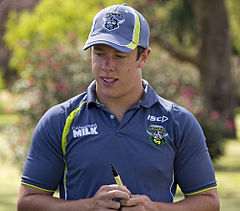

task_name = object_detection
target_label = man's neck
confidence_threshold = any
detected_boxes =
[96,87,144,122]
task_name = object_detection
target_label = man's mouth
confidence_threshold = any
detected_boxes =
[103,78,115,82]
[101,77,118,85]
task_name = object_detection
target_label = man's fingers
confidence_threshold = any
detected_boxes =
[92,184,132,209]
[99,184,131,199]
[106,189,131,200]
[120,194,150,207]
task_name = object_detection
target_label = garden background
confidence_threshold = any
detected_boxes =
[0,0,240,210]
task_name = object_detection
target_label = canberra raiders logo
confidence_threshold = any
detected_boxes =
[147,125,168,146]
[103,12,125,31]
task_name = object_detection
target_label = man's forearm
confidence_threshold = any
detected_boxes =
[17,194,91,211]
[153,192,220,211]
[120,189,220,211]
[18,183,131,211]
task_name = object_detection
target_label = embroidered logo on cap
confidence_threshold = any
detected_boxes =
[147,125,168,146]
[104,12,125,31]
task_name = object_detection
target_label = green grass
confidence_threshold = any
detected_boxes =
[0,163,20,211]
[0,90,20,126]
[174,140,240,211]
[0,114,20,126]
[215,140,240,211]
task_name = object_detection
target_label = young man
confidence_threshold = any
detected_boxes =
[17,4,220,211]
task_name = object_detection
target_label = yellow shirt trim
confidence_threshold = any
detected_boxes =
[185,186,217,196]
[21,182,55,193]
[61,100,87,199]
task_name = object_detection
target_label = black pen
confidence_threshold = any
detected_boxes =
[111,164,123,186]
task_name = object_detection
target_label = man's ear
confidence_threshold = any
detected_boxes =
[138,48,151,68]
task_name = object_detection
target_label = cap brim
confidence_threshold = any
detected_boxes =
[83,33,137,53]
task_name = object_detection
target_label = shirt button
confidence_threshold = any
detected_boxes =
[110,114,115,119]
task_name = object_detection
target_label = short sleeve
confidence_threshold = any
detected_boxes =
[174,108,217,195]
[21,105,65,192]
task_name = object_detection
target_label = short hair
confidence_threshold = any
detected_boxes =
[137,46,146,60]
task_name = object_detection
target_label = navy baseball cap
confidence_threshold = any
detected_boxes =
[83,4,150,53]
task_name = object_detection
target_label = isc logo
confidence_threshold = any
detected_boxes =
[147,115,168,123]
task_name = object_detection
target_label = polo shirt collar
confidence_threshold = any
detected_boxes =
[86,81,97,106]
[86,80,158,108]
[140,80,158,108]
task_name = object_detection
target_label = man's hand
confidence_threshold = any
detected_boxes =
[120,195,153,211]
[88,184,131,210]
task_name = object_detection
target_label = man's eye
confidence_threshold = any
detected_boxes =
[95,52,104,56]
[116,55,126,59]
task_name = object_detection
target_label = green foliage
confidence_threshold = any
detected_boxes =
[10,41,93,168]
[129,0,197,48]
[12,42,93,118]
[232,56,240,106]
[226,0,240,54]
[143,47,202,114]
[4,0,124,73]
[197,111,229,161]
[158,0,196,46]
[0,70,5,90]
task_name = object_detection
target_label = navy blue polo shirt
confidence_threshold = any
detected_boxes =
[21,80,217,202]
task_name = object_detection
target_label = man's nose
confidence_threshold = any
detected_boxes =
[103,55,115,71]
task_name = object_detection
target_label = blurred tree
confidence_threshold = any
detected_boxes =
[0,0,40,87]
[3,0,236,164]
[4,0,97,74]
[130,0,236,137]
[226,0,240,106]
[194,0,235,137]
[4,0,124,75]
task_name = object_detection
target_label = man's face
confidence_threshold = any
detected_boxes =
[91,45,148,102]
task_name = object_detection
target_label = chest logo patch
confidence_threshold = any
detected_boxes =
[147,125,168,146]
[72,124,98,138]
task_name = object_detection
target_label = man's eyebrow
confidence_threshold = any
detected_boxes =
[92,46,103,51]
[92,46,126,54]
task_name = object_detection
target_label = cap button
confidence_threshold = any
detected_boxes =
[122,3,128,6]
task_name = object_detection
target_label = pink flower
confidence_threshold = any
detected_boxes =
[180,87,195,100]
[4,107,13,114]
[148,0,155,4]
[29,77,36,86]
[55,82,65,90]
[40,50,51,58]
[225,119,235,130]
[68,32,76,41]
[210,111,220,121]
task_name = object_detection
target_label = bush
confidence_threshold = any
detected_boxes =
[196,111,231,161]
[144,47,231,161]
[10,40,93,168]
